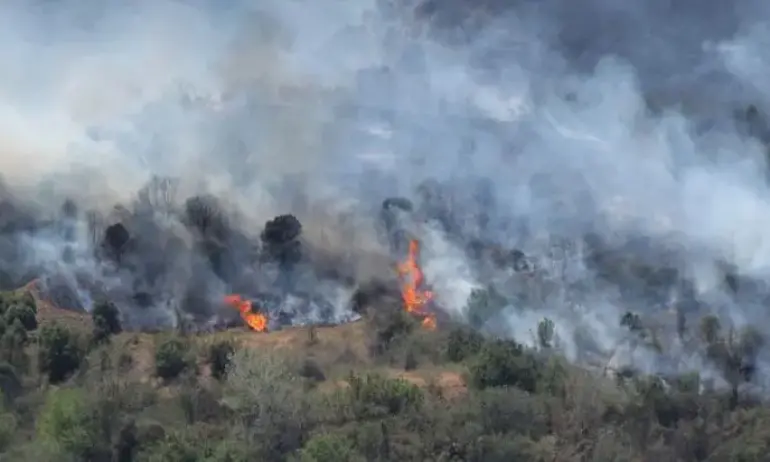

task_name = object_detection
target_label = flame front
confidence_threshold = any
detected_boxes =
[224,294,268,332]
[397,239,437,330]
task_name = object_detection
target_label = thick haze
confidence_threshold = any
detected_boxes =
[1,0,770,383]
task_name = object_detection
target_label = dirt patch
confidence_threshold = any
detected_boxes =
[436,371,467,399]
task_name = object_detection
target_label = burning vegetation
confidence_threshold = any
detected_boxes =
[396,239,436,330]
[223,294,268,332]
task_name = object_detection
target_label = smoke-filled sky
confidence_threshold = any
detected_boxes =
[2,0,770,379]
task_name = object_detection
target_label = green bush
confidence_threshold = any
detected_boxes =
[298,358,326,383]
[36,388,101,459]
[347,373,423,418]
[207,340,235,381]
[468,339,541,392]
[154,337,191,380]
[4,303,37,331]
[37,323,84,384]
[0,291,36,316]
[91,300,122,343]
[1,319,29,372]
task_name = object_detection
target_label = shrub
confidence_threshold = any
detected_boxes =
[37,323,84,384]
[4,303,37,331]
[1,319,29,372]
[91,300,122,344]
[368,309,415,356]
[36,388,100,459]
[473,387,549,437]
[298,433,363,462]
[207,340,235,381]
[298,358,326,383]
[446,326,484,362]
[468,339,541,392]
[347,373,423,418]
[154,337,191,380]
[223,349,309,458]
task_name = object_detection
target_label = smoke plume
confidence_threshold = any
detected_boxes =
[2,0,770,388]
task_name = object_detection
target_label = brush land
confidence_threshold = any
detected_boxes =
[0,285,767,462]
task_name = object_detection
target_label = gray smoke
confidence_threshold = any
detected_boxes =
[1,0,770,387]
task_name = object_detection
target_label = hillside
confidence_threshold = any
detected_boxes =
[0,286,765,461]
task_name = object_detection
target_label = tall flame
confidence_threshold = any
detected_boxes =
[397,239,437,330]
[223,294,268,332]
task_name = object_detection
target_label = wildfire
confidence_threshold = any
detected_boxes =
[397,239,437,330]
[223,294,268,332]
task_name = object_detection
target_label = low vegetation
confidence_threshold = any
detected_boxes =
[0,289,769,461]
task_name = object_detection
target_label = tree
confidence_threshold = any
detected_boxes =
[36,388,101,459]
[154,337,191,380]
[445,326,483,362]
[37,323,84,384]
[207,340,235,381]
[4,302,37,331]
[469,339,541,392]
[537,318,555,349]
[260,214,303,273]
[104,223,130,263]
[91,300,122,344]
[184,194,228,240]
[698,315,763,408]
[1,320,29,372]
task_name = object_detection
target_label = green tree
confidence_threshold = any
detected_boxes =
[37,323,84,384]
[36,388,101,459]
[207,340,235,381]
[445,326,483,362]
[154,337,191,380]
[1,319,29,372]
[4,302,37,331]
[469,339,541,392]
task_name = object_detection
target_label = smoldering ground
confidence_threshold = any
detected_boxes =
[1,0,770,387]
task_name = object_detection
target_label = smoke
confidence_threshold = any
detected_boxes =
[1,0,770,385]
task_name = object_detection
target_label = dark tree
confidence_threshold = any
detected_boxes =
[91,300,122,344]
[4,303,37,332]
[184,195,228,240]
[104,223,130,262]
[260,214,303,268]
[154,337,190,380]
[207,340,234,381]
[37,323,84,384]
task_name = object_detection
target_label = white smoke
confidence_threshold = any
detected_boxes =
[0,0,769,382]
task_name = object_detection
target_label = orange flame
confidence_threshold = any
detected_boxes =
[397,239,437,330]
[223,294,268,332]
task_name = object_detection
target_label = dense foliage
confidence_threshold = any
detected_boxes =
[1,289,770,461]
